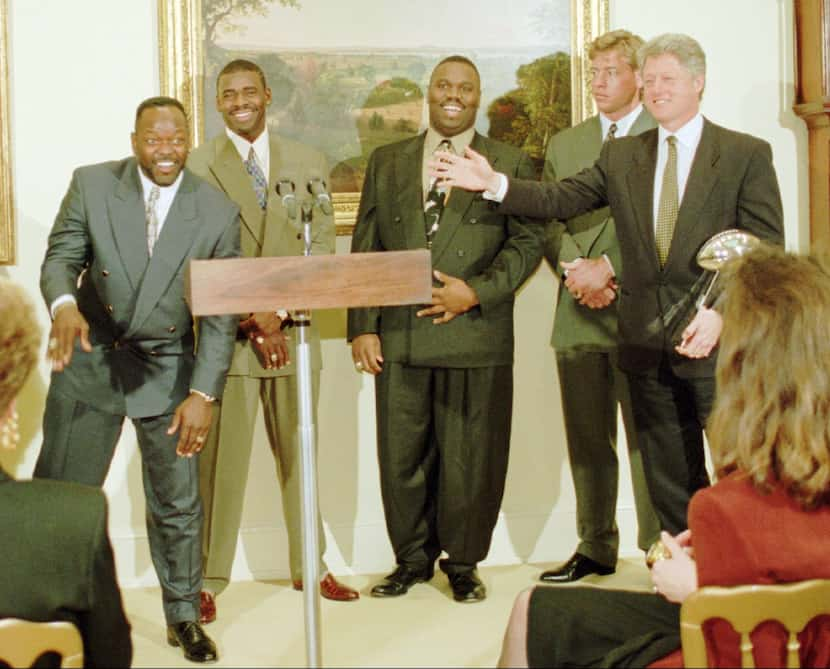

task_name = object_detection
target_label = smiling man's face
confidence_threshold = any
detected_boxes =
[131,105,189,187]
[427,60,480,137]
[216,69,271,142]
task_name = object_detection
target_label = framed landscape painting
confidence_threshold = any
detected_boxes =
[159,0,609,233]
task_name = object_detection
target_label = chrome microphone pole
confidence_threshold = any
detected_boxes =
[296,199,322,667]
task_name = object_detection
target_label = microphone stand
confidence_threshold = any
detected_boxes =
[296,199,322,667]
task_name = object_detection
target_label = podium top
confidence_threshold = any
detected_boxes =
[186,249,432,315]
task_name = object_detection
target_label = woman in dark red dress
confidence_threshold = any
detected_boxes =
[499,245,830,668]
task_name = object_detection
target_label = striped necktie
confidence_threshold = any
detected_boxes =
[145,185,160,256]
[244,146,268,210]
[606,122,618,141]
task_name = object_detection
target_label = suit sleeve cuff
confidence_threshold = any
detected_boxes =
[50,294,77,319]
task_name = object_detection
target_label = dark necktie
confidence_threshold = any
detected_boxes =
[606,123,617,142]
[244,146,268,210]
[424,140,453,248]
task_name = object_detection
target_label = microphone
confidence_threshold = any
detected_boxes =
[276,179,297,220]
[307,177,334,216]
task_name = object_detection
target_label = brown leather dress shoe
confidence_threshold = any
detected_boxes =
[167,621,218,663]
[292,573,360,601]
[199,590,216,625]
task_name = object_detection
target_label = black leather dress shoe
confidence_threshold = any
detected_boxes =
[167,621,218,663]
[448,570,486,602]
[371,564,433,597]
[539,552,615,583]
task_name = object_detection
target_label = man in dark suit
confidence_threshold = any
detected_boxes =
[431,34,784,536]
[0,277,131,668]
[187,59,356,623]
[35,96,240,663]
[539,29,660,584]
[348,56,541,603]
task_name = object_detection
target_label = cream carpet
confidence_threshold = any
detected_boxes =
[125,559,652,667]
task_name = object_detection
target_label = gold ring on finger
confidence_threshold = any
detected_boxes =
[256,336,265,345]
[48,337,58,350]
[354,360,364,372]
[195,436,205,444]
[270,353,278,362]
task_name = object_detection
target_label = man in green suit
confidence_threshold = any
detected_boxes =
[348,56,541,603]
[539,30,660,584]
[187,60,357,623]
[35,97,240,663]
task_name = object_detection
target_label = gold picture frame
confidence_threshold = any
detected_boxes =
[0,0,15,264]
[158,0,609,235]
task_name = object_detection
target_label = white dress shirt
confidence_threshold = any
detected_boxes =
[225,126,270,186]
[599,103,644,141]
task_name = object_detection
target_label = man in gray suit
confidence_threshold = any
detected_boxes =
[539,30,660,584]
[35,96,240,663]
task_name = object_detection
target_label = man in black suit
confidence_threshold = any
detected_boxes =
[35,97,240,663]
[430,34,784,535]
[348,56,541,602]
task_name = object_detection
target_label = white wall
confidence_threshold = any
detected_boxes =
[2,0,807,587]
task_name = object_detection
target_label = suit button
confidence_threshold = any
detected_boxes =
[469,217,477,224]
[168,326,176,333]
[297,233,302,240]
[102,269,110,276]
[150,350,158,356]
[106,304,114,314]
[394,216,401,222]
[457,249,466,257]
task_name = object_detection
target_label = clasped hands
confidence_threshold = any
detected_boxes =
[561,257,617,309]
[239,311,291,370]
[650,530,698,604]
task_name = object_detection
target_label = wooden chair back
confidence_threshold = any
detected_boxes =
[680,579,830,668]
[0,618,83,668]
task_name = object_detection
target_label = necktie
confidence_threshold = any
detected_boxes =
[244,146,268,210]
[424,140,453,248]
[606,122,618,141]
[145,185,160,256]
[655,136,678,266]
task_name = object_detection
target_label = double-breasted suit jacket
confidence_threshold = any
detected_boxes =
[348,131,541,366]
[186,133,336,586]
[40,157,241,417]
[505,119,784,378]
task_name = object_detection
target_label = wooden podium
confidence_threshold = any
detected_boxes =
[186,249,431,667]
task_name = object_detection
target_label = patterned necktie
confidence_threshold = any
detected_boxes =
[145,185,160,256]
[606,122,618,141]
[424,140,454,248]
[655,136,678,266]
[244,146,268,210]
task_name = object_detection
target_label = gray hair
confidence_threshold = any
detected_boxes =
[637,33,706,78]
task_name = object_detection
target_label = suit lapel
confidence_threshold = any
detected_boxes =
[626,130,660,269]
[395,133,427,249]
[666,119,720,267]
[429,132,487,264]
[126,169,201,335]
[210,135,263,249]
[107,159,149,291]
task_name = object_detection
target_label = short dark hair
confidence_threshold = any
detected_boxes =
[135,96,187,127]
[216,59,268,91]
[432,55,481,83]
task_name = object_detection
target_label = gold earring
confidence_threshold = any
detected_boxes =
[0,408,19,450]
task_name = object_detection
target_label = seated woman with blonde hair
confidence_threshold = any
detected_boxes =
[0,278,132,667]
[499,245,830,668]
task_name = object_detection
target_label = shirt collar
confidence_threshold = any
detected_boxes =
[225,126,270,165]
[425,126,476,157]
[136,164,183,202]
[658,112,704,149]
[599,103,643,139]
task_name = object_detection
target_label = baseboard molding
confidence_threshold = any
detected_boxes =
[113,507,645,588]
